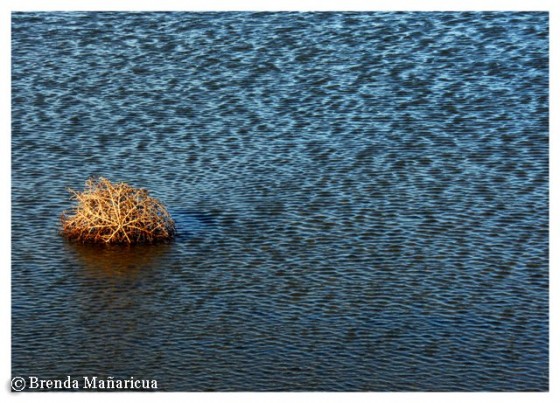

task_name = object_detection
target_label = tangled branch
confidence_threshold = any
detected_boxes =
[60,177,176,244]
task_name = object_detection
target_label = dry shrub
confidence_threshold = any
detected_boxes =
[61,177,176,244]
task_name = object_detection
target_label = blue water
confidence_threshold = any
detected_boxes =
[11,12,548,391]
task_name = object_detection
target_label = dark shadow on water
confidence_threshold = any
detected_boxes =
[169,208,218,240]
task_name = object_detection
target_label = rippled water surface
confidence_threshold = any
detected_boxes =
[12,12,548,391]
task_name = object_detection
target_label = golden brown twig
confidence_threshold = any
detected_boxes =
[60,177,175,244]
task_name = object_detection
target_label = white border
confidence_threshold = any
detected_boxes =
[0,0,555,12]
[2,1,557,403]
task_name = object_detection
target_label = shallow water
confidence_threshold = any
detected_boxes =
[12,12,548,391]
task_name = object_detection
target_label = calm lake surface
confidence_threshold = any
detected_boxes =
[12,12,548,391]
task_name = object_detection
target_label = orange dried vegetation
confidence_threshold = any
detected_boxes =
[60,177,175,244]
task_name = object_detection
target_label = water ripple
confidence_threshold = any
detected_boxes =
[12,11,548,391]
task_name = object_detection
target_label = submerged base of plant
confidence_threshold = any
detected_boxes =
[61,177,175,244]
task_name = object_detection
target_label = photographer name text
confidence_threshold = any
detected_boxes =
[13,376,158,391]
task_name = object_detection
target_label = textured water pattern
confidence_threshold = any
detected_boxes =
[12,12,548,391]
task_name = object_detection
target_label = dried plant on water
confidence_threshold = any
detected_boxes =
[61,177,176,244]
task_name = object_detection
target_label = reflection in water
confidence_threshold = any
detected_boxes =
[67,241,172,280]
[58,241,175,379]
